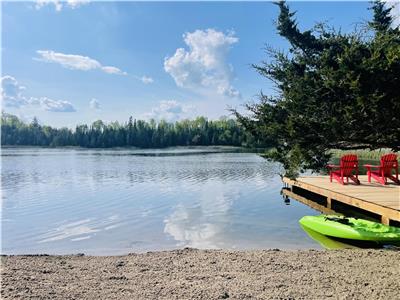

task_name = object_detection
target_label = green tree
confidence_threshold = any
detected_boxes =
[1,112,263,149]
[233,1,400,178]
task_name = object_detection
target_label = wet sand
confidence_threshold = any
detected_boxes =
[1,248,400,299]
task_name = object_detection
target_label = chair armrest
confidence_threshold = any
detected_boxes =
[327,164,340,169]
[364,164,380,168]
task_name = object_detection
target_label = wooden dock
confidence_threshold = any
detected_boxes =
[283,175,400,225]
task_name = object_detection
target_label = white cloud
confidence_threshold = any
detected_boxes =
[133,75,154,84]
[38,97,76,112]
[36,50,100,70]
[101,66,127,75]
[89,98,101,110]
[385,1,400,28]
[36,0,63,11]
[144,100,194,122]
[164,29,240,98]
[35,50,127,75]
[140,76,154,84]
[66,0,90,9]
[1,76,28,108]
[1,75,76,112]
[35,0,89,12]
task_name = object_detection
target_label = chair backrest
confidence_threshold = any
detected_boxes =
[380,153,398,176]
[340,154,358,176]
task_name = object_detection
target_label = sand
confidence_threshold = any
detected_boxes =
[1,248,400,299]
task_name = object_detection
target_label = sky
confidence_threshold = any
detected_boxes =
[1,1,398,128]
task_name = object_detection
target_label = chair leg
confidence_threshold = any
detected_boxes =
[350,175,360,185]
[371,173,384,185]
[388,175,400,184]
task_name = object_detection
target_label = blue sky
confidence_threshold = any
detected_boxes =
[1,1,380,127]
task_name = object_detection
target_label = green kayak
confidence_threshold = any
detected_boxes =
[299,215,400,242]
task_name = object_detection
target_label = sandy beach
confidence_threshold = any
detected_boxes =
[1,248,400,299]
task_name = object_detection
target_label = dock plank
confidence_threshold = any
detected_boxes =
[283,175,400,224]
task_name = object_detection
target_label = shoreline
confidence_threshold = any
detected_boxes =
[2,248,400,299]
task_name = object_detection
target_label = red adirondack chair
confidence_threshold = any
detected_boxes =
[364,153,399,185]
[327,154,360,185]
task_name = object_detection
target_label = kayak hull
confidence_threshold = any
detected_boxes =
[300,224,360,249]
[299,215,400,242]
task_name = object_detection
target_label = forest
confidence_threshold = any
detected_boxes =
[1,113,261,148]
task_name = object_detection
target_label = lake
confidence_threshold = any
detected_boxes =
[1,147,320,255]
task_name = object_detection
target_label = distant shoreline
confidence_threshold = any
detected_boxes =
[2,248,399,299]
[1,145,269,153]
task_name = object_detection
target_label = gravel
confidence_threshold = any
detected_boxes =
[1,248,400,299]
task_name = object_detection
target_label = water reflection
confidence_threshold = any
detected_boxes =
[164,205,220,249]
[164,185,239,249]
[2,147,320,255]
[37,215,121,243]
[301,225,382,249]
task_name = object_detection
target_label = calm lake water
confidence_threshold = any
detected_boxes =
[1,147,320,255]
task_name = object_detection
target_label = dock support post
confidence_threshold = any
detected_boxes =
[381,215,390,225]
[326,197,332,209]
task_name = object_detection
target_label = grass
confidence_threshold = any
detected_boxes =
[329,149,398,160]
[259,148,397,161]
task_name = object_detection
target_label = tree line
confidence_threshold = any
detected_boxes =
[1,113,263,148]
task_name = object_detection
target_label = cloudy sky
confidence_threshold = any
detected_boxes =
[2,1,395,127]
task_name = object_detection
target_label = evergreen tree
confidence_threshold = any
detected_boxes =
[233,1,400,177]
[1,112,264,149]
